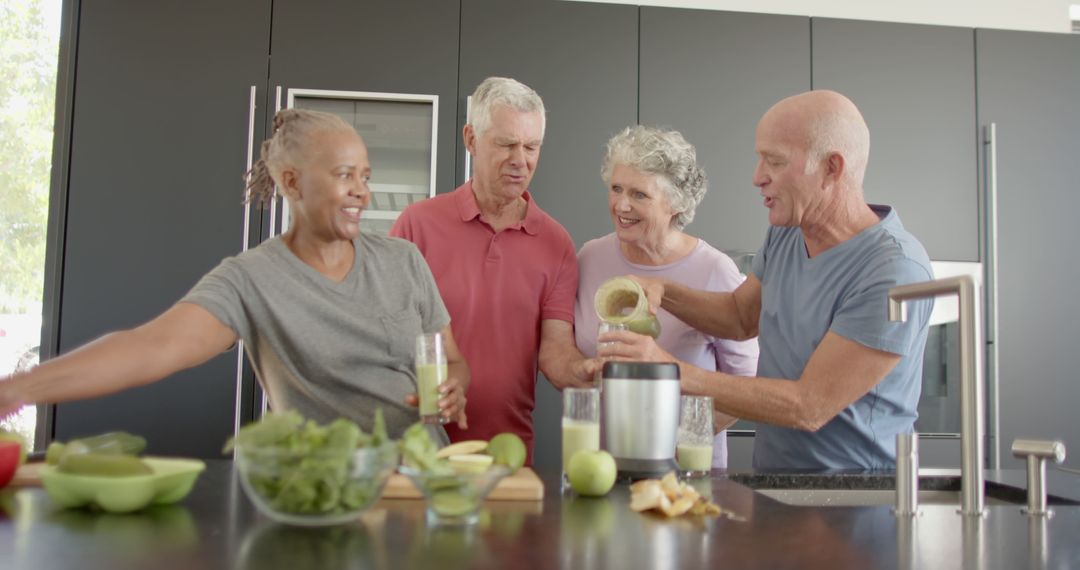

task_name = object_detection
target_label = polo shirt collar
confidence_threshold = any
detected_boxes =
[455,180,542,235]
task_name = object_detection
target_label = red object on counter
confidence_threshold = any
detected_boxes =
[0,441,20,488]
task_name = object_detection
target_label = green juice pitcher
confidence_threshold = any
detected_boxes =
[593,277,662,338]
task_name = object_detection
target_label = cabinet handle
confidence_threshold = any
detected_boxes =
[235,85,258,439]
[256,86,286,419]
[463,96,472,185]
[243,85,257,252]
[982,123,1001,469]
[268,86,283,241]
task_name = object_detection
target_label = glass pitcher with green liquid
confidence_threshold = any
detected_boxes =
[593,277,661,338]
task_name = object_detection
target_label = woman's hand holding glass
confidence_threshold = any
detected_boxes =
[595,328,676,364]
[408,330,470,430]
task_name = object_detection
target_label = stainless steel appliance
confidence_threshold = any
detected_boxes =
[601,361,681,478]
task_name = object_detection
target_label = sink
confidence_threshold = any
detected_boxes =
[756,488,1015,507]
[723,471,1075,508]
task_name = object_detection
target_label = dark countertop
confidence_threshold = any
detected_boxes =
[2,460,1079,570]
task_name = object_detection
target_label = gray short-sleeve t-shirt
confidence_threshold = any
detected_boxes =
[181,233,451,442]
[750,205,934,470]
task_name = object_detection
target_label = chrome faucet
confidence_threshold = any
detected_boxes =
[888,275,985,516]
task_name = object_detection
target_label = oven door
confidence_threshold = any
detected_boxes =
[725,259,984,469]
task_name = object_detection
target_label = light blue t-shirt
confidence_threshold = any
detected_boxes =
[751,205,934,470]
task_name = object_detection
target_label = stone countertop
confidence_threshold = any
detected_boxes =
[1,460,1078,569]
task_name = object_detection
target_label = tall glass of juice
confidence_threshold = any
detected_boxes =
[416,332,449,425]
[676,395,714,477]
[562,387,600,488]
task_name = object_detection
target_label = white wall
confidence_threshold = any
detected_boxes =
[566,0,1075,34]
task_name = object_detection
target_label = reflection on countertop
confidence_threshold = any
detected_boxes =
[2,461,1080,570]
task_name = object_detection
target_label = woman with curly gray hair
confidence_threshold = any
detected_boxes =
[573,125,759,469]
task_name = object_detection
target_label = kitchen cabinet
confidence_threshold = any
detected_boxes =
[976,30,1080,467]
[44,1,1080,472]
[638,8,810,465]
[639,7,811,255]
[267,0,461,202]
[458,0,638,471]
[54,0,272,457]
[811,18,979,261]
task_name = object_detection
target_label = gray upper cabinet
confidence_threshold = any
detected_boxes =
[268,0,461,197]
[458,0,639,472]
[55,0,272,456]
[458,0,639,246]
[639,8,811,255]
[976,30,1080,467]
[812,18,978,261]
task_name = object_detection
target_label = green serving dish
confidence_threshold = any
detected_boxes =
[40,457,206,513]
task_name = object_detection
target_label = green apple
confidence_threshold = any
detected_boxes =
[0,430,26,466]
[486,433,526,473]
[567,450,617,497]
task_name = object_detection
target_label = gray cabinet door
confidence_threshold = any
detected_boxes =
[812,18,978,261]
[639,8,811,255]
[639,9,810,461]
[458,0,639,471]
[55,1,271,457]
[268,0,461,198]
[976,30,1080,467]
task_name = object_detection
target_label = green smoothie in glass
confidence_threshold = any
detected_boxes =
[417,363,447,418]
[415,332,449,425]
[676,443,713,473]
[561,419,600,473]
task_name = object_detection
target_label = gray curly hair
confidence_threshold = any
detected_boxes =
[469,77,546,139]
[244,108,356,205]
[601,126,707,231]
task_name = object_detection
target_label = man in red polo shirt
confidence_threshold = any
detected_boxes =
[391,77,598,464]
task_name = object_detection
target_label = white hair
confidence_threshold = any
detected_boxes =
[601,125,707,231]
[469,77,546,138]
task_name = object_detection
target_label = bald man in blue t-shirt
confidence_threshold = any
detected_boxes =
[598,90,933,470]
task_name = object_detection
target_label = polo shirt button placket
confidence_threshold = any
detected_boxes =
[487,234,500,261]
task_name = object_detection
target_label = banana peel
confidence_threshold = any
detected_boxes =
[435,440,488,459]
[629,471,729,518]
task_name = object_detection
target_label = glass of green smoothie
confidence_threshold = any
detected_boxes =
[415,332,449,425]
[676,395,713,478]
[562,387,600,488]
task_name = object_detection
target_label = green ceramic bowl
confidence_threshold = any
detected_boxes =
[40,457,206,513]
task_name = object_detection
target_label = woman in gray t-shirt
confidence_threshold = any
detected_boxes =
[0,109,469,440]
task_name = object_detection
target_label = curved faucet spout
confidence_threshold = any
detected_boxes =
[888,275,985,516]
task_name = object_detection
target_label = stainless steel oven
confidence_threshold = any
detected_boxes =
[723,258,986,469]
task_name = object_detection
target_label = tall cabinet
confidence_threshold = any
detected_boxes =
[54,0,272,457]
[638,8,811,256]
[811,18,979,262]
[458,0,639,471]
[267,0,461,203]
[976,30,1080,467]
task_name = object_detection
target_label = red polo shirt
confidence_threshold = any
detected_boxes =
[390,182,578,464]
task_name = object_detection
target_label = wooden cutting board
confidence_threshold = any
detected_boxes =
[10,462,545,501]
[383,467,544,501]
[10,461,46,487]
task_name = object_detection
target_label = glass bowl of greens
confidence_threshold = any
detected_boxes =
[229,411,399,527]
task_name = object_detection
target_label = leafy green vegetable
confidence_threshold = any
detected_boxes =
[399,423,452,476]
[227,411,395,516]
